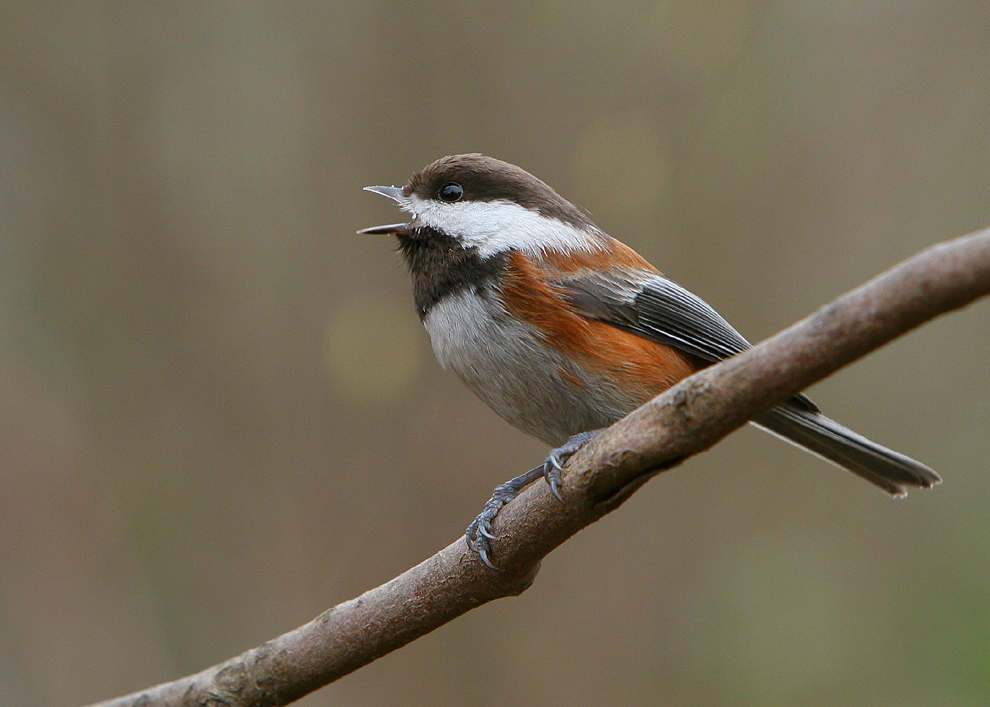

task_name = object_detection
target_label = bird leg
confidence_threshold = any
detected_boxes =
[465,429,604,569]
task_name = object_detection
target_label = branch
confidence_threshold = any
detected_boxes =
[87,228,990,707]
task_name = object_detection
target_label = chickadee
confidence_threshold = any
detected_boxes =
[361,153,940,567]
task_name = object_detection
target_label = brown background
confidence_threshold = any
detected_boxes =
[1,2,989,706]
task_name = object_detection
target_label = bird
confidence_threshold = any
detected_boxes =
[360,153,940,567]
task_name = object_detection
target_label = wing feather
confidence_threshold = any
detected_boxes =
[554,265,938,494]
[559,269,820,413]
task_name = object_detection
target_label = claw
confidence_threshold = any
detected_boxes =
[467,524,500,570]
[544,464,564,502]
[477,543,498,571]
[462,434,602,568]
[542,454,567,502]
[541,429,605,502]
[463,465,546,570]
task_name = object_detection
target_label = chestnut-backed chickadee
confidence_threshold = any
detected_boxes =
[361,154,940,567]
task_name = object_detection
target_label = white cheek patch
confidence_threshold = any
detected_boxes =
[403,195,604,258]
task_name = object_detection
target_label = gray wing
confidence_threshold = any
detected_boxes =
[560,269,820,413]
[559,269,941,494]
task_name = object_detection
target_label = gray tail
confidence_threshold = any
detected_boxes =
[753,401,941,497]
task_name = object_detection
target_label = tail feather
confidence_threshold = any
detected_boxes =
[753,403,941,497]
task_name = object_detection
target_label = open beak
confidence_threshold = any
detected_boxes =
[359,185,410,235]
[357,222,408,235]
[363,185,406,202]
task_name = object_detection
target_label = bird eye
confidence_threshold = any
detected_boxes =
[438,182,464,203]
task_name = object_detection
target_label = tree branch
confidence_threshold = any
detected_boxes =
[87,228,990,707]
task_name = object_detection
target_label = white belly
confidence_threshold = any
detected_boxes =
[422,290,642,445]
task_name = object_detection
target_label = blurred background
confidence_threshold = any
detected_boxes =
[1,2,988,706]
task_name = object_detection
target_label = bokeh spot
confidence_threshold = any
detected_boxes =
[324,296,424,401]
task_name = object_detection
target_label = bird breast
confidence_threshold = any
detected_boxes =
[422,288,647,446]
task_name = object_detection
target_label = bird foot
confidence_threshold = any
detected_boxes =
[465,430,603,568]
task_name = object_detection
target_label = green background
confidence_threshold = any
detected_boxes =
[0,2,988,706]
